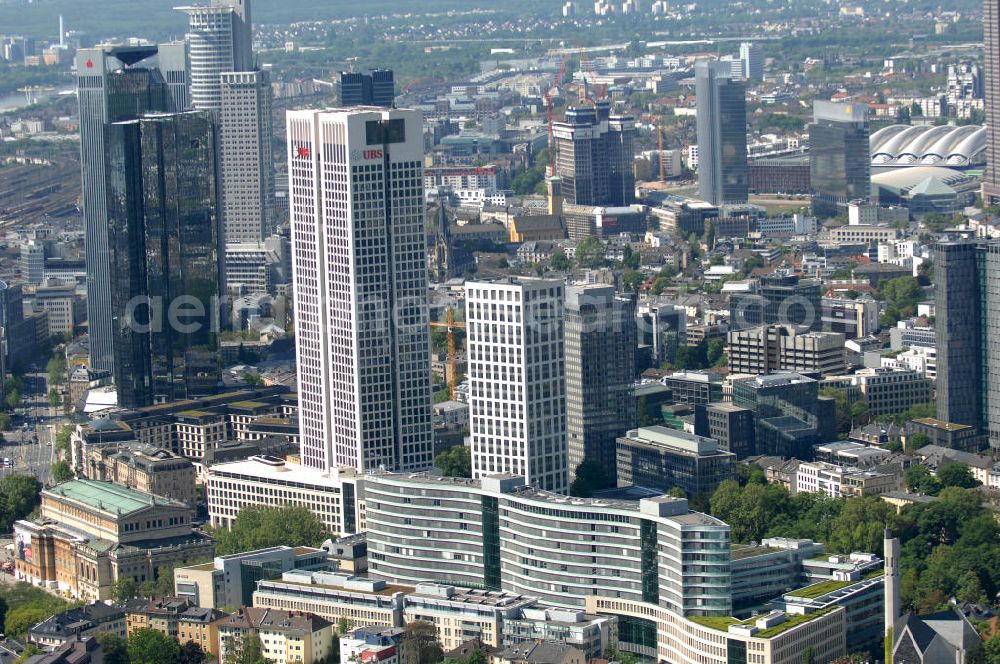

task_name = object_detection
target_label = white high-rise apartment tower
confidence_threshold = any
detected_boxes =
[465,278,568,493]
[176,0,252,111]
[287,107,433,472]
[220,70,275,242]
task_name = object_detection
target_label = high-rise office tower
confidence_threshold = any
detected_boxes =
[219,69,274,242]
[809,100,870,218]
[565,284,637,479]
[76,44,183,372]
[738,42,763,81]
[176,0,253,111]
[551,100,636,206]
[286,107,433,472]
[983,0,1000,203]
[339,70,395,107]
[695,61,748,205]
[105,110,224,408]
[729,273,822,330]
[466,277,568,494]
[157,41,190,110]
[935,240,1000,452]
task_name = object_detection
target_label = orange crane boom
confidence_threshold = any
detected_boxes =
[429,308,465,400]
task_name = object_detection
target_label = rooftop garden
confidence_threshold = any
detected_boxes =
[786,579,852,599]
[755,607,836,638]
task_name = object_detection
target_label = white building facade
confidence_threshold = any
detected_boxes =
[465,278,568,493]
[287,107,434,472]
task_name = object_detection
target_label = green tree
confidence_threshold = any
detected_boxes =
[984,633,1000,664]
[819,388,869,436]
[51,460,73,483]
[878,276,925,317]
[904,465,940,495]
[179,641,205,664]
[212,505,328,556]
[673,344,708,371]
[511,167,544,195]
[650,276,671,296]
[706,338,725,367]
[243,372,263,387]
[905,432,931,453]
[550,249,571,271]
[48,388,61,408]
[434,445,471,478]
[54,424,73,453]
[937,463,979,489]
[569,460,614,497]
[47,355,67,386]
[620,245,640,270]
[12,645,41,664]
[0,413,10,432]
[97,632,130,664]
[825,497,895,553]
[447,650,488,664]
[622,270,645,292]
[111,576,138,603]
[400,621,443,664]
[4,605,50,637]
[128,628,180,664]
[4,389,20,411]
[0,475,42,531]
[955,570,987,604]
[575,236,606,268]
[636,395,661,426]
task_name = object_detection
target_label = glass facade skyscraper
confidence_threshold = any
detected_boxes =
[551,100,636,207]
[76,45,187,372]
[935,240,1000,453]
[105,110,223,408]
[695,61,748,205]
[339,70,396,107]
[809,100,870,218]
[565,284,637,479]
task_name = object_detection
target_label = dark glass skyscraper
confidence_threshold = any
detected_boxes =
[935,240,1000,453]
[565,285,637,479]
[809,100,870,218]
[76,44,186,372]
[105,110,223,408]
[339,70,395,107]
[551,100,636,206]
[695,61,748,205]
[729,274,822,330]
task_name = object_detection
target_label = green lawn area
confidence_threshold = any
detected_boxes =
[756,607,835,638]
[785,579,852,599]
[687,615,742,631]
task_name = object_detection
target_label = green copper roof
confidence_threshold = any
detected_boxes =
[46,479,180,515]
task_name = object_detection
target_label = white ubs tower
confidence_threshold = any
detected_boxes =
[286,107,433,472]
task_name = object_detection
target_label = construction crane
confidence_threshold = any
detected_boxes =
[429,308,465,400]
[545,54,571,174]
[658,120,666,182]
[16,86,54,104]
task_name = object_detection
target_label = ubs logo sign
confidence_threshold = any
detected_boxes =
[351,149,383,160]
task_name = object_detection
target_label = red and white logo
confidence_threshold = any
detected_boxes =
[85,58,93,68]
[296,146,310,158]
[363,149,383,160]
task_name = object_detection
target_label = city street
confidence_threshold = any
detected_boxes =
[0,371,67,486]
